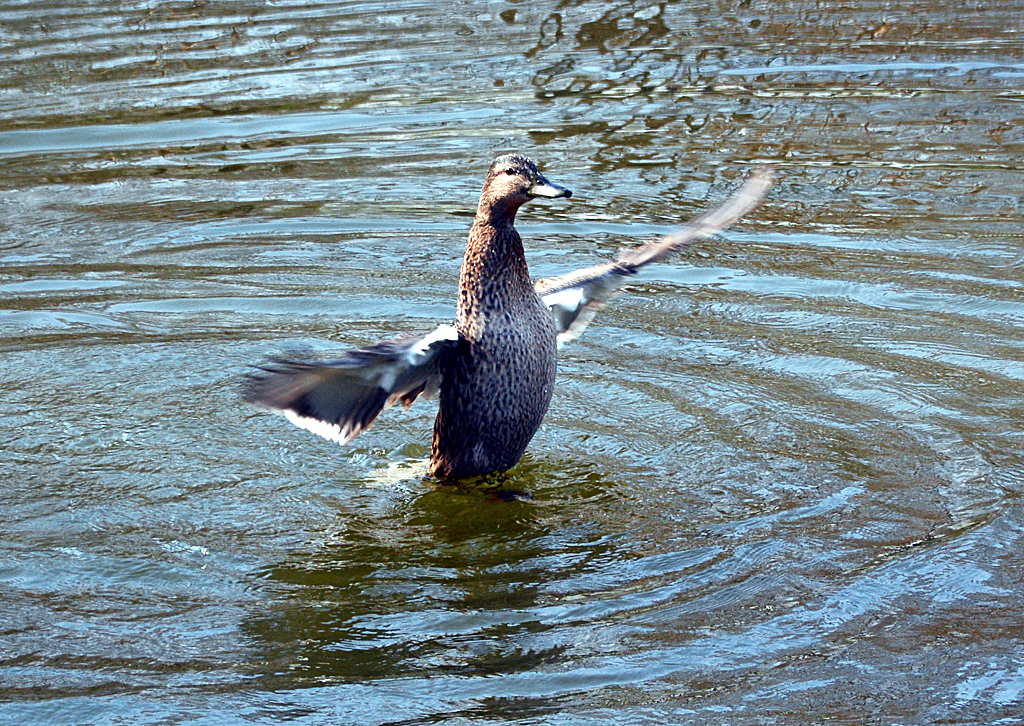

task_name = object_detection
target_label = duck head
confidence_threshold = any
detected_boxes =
[478,154,572,222]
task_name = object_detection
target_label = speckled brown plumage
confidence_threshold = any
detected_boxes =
[429,154,568,479]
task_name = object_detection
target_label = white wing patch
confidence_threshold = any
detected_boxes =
[543,287,585,312]
[406,324,458,365]
[283,409,358,445]
[542,286,599,347]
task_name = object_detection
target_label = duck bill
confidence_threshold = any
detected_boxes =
[527,174,573,199]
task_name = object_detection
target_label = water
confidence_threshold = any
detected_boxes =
[2,1,1024,723]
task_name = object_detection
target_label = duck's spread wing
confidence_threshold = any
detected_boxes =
[536,167,773,344]
[536,260,634,344]
[244,324,459,445]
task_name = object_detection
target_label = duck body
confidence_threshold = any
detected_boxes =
[430,197,560,478]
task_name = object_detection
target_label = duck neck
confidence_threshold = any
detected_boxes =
[457,216,532,338]
[476,195,524,226]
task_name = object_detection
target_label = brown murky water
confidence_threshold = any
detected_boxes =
[2,1,1024,723]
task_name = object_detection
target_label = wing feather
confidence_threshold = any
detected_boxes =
[537,167,773,344]
[244,324,459,445]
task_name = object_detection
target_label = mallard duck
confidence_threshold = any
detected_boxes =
[245,155,772,480]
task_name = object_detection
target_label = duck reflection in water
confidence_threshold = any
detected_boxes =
[245,155,772,481]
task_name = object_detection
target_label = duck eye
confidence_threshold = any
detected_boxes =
[505,168,517,176]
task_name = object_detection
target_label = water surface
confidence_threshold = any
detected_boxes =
[2,1,1024,724]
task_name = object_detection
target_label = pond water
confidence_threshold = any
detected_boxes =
[2,1,1024,724]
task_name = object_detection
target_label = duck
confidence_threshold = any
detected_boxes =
[245,154,772,480]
